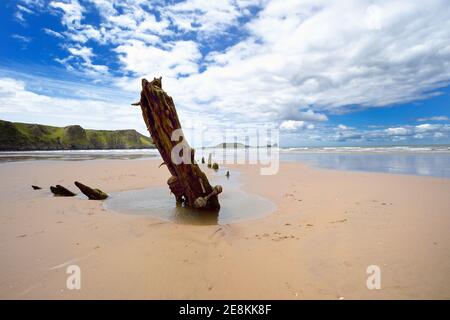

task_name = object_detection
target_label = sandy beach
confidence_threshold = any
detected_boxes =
[0,159,449,299]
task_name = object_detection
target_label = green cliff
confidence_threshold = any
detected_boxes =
[0,119,154,151]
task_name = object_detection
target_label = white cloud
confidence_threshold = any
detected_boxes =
[12,34,31,43]
[8,0,450,145]
[279,120,316,131]
[115,40,201,78]
[385,127,410,136]
[110,0,450,133]
[163,0,259,35]
[43,1,450,115]
[330,123,450,143]
[55,45,109,76]
[15,4,34,22]
[0,77,145,132]
[415,123,439,133]
[280,120,305,131]
[43,28,65,39]
[50,0,84,28]
[417,116,449,122]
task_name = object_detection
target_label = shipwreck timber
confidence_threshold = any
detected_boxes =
[133,77,221,210]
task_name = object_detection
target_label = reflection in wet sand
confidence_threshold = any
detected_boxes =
[281,152,450,178]
[0,150,159,162]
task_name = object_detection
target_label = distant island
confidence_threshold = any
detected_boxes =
[0,119,154,151]
[209,142,279,149]
[214,142,249,149]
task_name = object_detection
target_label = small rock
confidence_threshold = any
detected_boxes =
[31,185,42,190]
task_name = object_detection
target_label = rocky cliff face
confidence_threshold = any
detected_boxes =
[0,120,154,151]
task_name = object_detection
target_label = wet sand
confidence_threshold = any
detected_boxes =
[0,159,449,299]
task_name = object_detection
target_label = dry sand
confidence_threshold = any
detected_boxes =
[0,159,449,299]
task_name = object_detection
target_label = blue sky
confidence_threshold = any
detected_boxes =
[1,0,450,147]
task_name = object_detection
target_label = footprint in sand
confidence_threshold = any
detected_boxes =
[329,219,347,224]
[271,234,298,241]
[284,193,303,202]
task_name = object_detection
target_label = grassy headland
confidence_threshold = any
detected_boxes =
[0,119,154,151]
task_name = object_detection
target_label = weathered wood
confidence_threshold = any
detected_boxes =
[207,153,212,168]
[74,181,108,200]
[134,77,221,210]
[50,185,76,197]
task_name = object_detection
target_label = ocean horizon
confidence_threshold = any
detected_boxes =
[2,145,450,179]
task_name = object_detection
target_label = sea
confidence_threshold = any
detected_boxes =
[1,145,450,179]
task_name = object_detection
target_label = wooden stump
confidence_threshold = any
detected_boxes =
[74,181,108,200]
[133,77,221,210]
[50,185,76,197]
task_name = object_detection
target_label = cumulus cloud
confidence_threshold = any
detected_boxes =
[55,45,109,76]
[115,40,201,78]
[9,0,450,145]
[327,123,450,143]
[415,123,440,133]
[0,76,144,131]
[385,127,411,136]
[280,120,309,131]
[110,0,450,130]
[163,0,260,35]
[49,0,84,28]
[28,1,450,106]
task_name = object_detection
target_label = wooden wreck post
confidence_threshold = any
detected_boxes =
[133,77,221,210]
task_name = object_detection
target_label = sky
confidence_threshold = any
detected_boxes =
[1,0,450,147]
